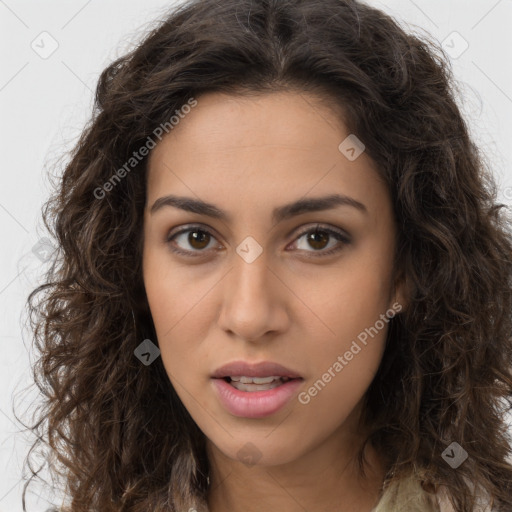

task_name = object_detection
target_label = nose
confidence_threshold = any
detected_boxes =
[217,251,290,342]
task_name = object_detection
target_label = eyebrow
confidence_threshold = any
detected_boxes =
[150,193,367,223]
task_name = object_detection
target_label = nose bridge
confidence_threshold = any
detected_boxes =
[229,247,272,311]
[230,230,271,297]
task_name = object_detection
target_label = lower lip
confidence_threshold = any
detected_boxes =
[211,378,303,418]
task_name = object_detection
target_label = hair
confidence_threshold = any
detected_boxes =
[17,0,512,510]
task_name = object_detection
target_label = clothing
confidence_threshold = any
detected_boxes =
[371,473,494,512]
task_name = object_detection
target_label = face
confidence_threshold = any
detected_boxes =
[142,91,406,469]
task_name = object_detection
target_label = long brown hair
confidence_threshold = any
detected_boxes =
[18,0,512,510]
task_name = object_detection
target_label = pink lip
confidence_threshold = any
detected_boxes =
[211,378,303,418]
[211,360,303,379]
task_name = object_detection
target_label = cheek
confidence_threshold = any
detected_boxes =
[296,278,391,425]
[293,250,393,402]
[143,247,204,333]
[142,250,215,384]
[300,257,393,341]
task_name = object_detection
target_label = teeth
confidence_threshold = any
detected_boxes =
[230,376,284,384]
[230,379,284,392]
[224,376,295,391]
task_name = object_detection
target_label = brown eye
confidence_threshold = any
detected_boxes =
[292,224,351,256]
[187,229,211,250]
[167,225,219,256]
[305,230,330,250]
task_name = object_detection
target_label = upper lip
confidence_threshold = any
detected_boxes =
[211,360,303,379]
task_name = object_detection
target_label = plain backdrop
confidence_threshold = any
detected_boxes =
[1,1,512,510]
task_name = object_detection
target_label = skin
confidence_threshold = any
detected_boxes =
[142,91,408,512]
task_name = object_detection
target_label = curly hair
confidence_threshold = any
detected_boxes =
[18,0,512,510]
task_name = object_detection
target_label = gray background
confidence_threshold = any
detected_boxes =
[1,0,511,510]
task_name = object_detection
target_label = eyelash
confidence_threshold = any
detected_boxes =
[166,223,351,259]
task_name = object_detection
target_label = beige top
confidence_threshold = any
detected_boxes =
[371,473,493,512]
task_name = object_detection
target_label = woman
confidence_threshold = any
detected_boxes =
[22,0,512,510]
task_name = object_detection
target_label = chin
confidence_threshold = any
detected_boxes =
[211,435,303,468]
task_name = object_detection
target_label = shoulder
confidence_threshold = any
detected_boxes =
[371,473,439,512]
[436,483,495,512]
[372,473,494,512]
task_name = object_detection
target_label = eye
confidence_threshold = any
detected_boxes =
[166,223,351,258]
[166,225,222,257]
[290,224,351,257]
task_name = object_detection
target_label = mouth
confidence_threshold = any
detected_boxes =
[210,361,304,417]
[211,376,304,418]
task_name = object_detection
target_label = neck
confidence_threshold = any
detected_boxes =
[205,429,386,512]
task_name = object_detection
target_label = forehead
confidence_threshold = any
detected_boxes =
[150,91,348,163]
[145,91,389,223]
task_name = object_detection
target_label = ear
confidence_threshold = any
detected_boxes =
[390,269,411,315]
